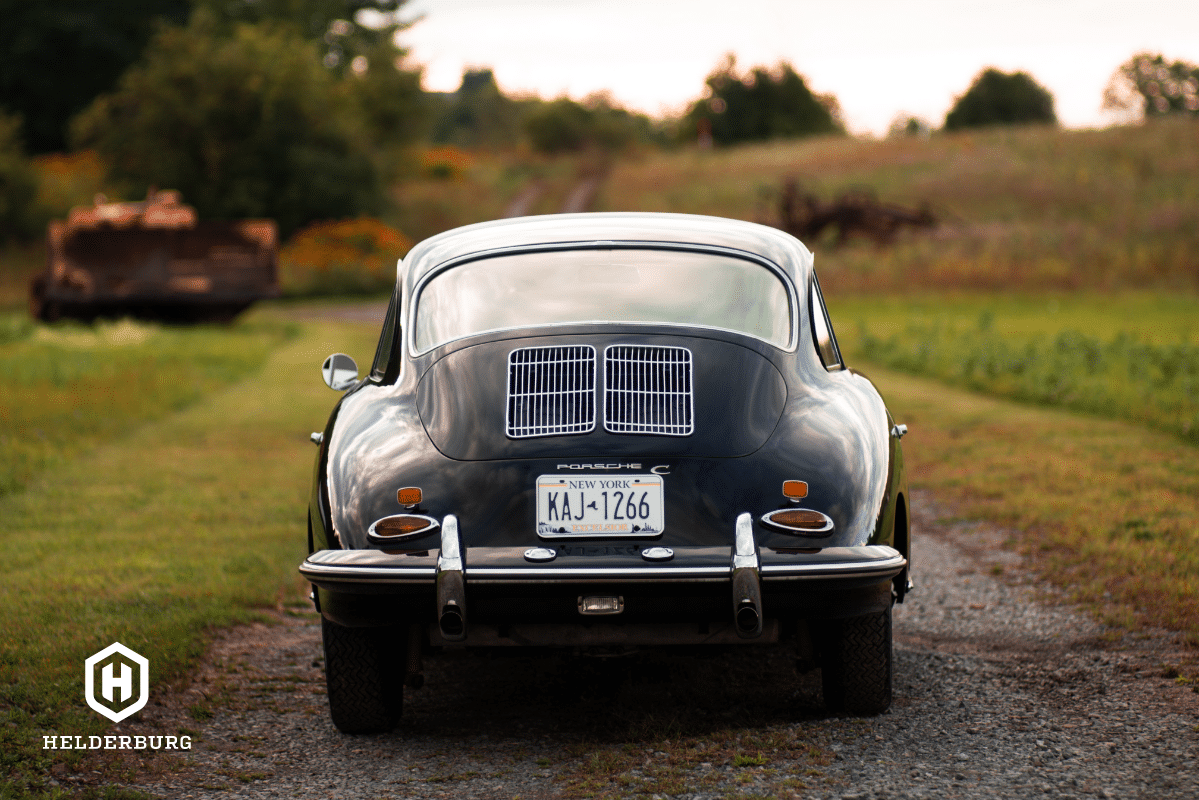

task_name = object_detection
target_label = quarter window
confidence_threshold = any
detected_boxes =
[810,278,843,370]
[370,289,400,381]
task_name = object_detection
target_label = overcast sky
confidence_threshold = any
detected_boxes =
[398,0,1199,134]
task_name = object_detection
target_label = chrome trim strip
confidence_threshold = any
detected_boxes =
[300,562,437,581]
[438,514,462,573]
[466,566,729,579]
[760,554,906,577]
[300,542,905,585]
[732,512,758,571]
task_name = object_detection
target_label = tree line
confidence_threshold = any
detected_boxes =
[1,0,1195,242]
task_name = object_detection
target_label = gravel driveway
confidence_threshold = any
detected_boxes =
[101,490,1199,799]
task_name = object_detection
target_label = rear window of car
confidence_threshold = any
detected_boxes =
[413,248,793,352]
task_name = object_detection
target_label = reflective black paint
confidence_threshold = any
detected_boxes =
[306,213,909,616]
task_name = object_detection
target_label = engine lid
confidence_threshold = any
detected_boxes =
[417,333,787,461]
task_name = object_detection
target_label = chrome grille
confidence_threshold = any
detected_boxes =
[604,345,694,436]
[506,346,596,438]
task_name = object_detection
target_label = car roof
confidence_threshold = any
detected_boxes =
[398,212,814,301]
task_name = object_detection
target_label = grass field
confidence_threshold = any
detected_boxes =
[388,148,598,243]
[599,117,1199,295]
[865,362,1199,644]
[0,315,296,497]
[826,293,1199,647]
[828,292,1199,442]
[0,310,381,797]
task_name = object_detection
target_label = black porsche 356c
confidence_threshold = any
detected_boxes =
[301,212,911,733]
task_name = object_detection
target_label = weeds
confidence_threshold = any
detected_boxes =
[733,753,769,767]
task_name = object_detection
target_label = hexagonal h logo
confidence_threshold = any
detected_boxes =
[85,642,149,723]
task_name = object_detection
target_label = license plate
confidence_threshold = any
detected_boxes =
[536,474,664,537]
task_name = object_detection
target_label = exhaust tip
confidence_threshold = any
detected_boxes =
[439,602,465,638]
[735,599,760,634]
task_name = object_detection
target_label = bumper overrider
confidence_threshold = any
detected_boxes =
[300,513,906,647]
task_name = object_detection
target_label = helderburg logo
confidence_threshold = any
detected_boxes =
[84,642,149,723]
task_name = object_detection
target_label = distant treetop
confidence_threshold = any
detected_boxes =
[944,68,1057,131]
[684,56,844,147]
[1104,53,1199,120]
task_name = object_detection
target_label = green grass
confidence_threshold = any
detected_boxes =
[0,314,296,497]
[828,292,1199,442]
[822,291,1199,642]
[863,362,1199,646]
[0,310,380,797]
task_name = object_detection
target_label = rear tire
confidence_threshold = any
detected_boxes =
[321,617,405,733]
[818,602,893,715]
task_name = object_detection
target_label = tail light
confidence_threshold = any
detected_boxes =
[367,514,440,545]
[761,508,834,535]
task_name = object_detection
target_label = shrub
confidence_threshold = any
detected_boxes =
[278,218,411,296]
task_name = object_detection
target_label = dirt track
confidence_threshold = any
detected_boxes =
[91,490,1199,799]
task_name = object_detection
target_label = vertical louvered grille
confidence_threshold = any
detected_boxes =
[604,345,694,436]
[506,346,596,438]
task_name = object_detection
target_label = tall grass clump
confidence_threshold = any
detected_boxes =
[854,315,1199,442]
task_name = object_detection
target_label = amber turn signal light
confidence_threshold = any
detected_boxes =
[397,487,422,507]
[761,507,834,535]
[782,480,808,500]
[367,514,440,545]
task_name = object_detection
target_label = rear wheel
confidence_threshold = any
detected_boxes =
[321,617,405,733]
[818,602,893,715]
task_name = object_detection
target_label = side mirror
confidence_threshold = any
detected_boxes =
[321,353,359,391]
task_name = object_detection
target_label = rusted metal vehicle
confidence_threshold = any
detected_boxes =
[29,190,278,322]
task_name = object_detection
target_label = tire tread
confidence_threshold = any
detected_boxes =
[322,618,404,734]
[819,604,893,715]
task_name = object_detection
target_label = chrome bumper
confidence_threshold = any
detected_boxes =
[302,514,906,643]
[299,544,906,586]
